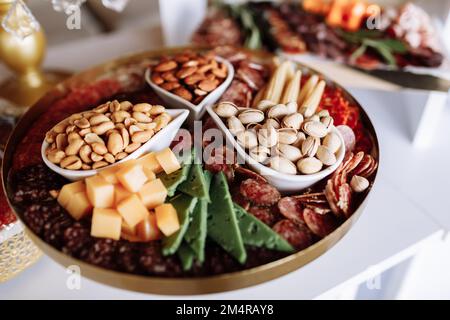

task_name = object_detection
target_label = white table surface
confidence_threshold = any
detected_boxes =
[0,25,447,299]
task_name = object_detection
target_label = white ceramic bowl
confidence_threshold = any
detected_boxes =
[42,108,189,181]
[145,56,234,122]
[206,105,345,193]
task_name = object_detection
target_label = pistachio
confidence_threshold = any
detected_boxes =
[236,130,258,149]
[321,116,334,131]
[249,146,270,163]
[292,131,307,148]
[301,136,320,157]
[282,113,303,130]
[277,128,298,145]
[215,101,238,118]
[264,118,280,129]
[285,101,298,114]
[269,156,297,175]
[277,144,302,162]
[322,132,341,153]
[227,116,245,136]
[246,122,263,131]
[238,109,264,124]
[297,157,322,174]
[307,115,320,122]
[256,99,276,112]
[350,175,369,193]
[257,125,278,148]
[302,120,328,138]
[317,109,330,118]
[316,145,337,166]
[267,104,290,119]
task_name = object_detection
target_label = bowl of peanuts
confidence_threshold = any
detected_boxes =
[145,51,234,122]
[41,100,189,181]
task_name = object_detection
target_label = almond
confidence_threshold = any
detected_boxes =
[198,79,218,92]
[173,87,193,101]
[154,60,177,72]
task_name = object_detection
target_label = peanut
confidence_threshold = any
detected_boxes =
[92,161,108,169]
[60,156,82,170]
[91,142,108,155]
[131,130,154,143]
[107,132,124,155]
[92,121,115,135]
[65,139,84,156]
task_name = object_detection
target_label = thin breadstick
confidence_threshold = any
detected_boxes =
[297,74,318,106]
[265,61,291,103]
[300,80,326,117]
[252,84,267,108]
[281,70,302,104]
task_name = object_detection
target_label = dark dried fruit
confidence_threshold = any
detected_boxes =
[62,223,93,257]
[86,239,118,269]
[43,215,74,249]
[116,242,140,273]
[139,242,182,277]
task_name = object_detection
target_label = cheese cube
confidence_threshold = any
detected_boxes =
[116,160,147,193]
[58,180,85,208]
[155,203,180,236]
[98,165,120,184]
[66,191,92,220]
[114,184,132,205]
[91,208,122,240]
[138,179,167,209]
[117,194,148,228]
[136,212,161,241]
[86,175,115,208]
[121,219,136,236]
[155,148,181,174]
[143,167,156,181]
[138,152,163,174]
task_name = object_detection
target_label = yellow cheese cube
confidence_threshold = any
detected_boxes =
[86,175,115,208]
[136,212,161,241]
[66,191,92,220]
[117,194,148,228]
[91,208,122,240]
[143,167,156,181]
[138,152,163,174]
[155,203,180,236]
[98,165,120,184]
[116,160,147,193]
[58,180,85,208]
[114,184,132,206]
[121,219,136,236]
[155,148,181,174]
[138,179,167,209]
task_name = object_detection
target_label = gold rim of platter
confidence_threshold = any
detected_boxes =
[2,46,379,295]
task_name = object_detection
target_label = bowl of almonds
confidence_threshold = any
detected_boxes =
[145,51,234,121]
[41,100,189,181]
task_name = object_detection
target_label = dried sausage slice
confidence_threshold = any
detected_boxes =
[248,205,277,226]
[240,178,281,206]
[278,196,304,224]
[303,208,338,238]
[337,125,356,153]
[272,219,314,250]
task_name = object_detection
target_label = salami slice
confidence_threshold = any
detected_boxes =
[220,80,252,108]
[303,208,338,238]
[248,205,277,226]
[272,219,314,250]
[278,197,304,224]
[240,178,281,206]
[234,166,267,184]
[337,125,356,153]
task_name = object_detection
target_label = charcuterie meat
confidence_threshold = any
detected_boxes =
[240,178,281,206]
[303,208,338,238]
[272,219,314,250]
[337,125,356,153]
[278,196,304,224]
[248,205,277,226]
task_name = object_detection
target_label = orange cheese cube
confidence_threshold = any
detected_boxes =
[66,191,92,220]
[143,167,156,181]
[58,180,85,208]
[136,212,161,241]
[155,148,181,174]
[155,203,180,236]
[117,194,148,228]
[116,160,147,193]
[98,165,120,184]
[86,175,115,208]
[121,219,136,236]
[138,179,167,209]
[114,184,133,205]
[91,208,122,240]
[138,152,163,174]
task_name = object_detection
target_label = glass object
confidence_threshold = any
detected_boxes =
[1,0,40,39]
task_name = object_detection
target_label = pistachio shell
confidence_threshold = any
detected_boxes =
[282,113,303,130]
[269,156,297,175]
[286,101,298,114]
[301,136,320,157]
[277,128,298,145]
[277,144,302,162]
[215,101,238,118]
[238,109,264,124]
[322,132,341,153]
[264,118,280,129]
[236,130,258,149]
[227,116,245,136]
[297,157,323,174]
[316,145,337,166]
[267,104,290,119]
[249,146,270,163]
[257,125,278,148]
[257,99,276,112]
[302,120,328,138]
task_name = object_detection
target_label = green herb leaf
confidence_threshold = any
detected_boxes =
[350,44,367,63]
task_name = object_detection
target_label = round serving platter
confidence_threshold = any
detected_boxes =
[2,46,379,295]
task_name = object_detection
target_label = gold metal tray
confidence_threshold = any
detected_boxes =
[2,47,379,295]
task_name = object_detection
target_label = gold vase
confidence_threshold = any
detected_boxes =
[0,0,70,108]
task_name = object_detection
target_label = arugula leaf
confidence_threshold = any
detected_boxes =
[350,44,367,63]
